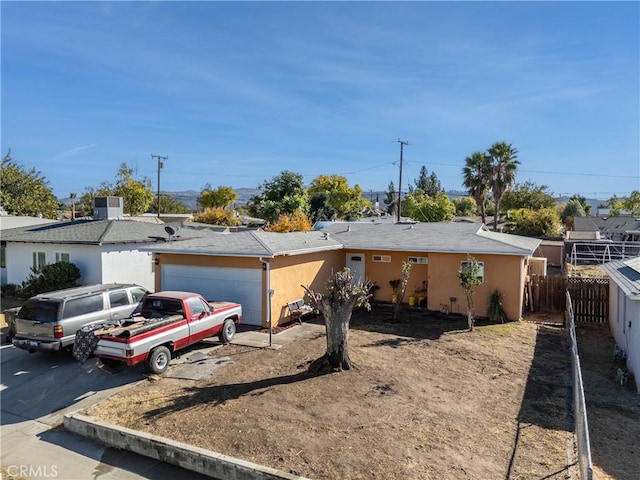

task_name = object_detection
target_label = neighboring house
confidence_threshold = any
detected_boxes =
[1,219,215,292]
[573,216,640,242]
[602,257,640,393]
[143,222,541,327]
[0,215,59,284]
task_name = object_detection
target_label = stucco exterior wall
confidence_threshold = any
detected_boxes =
[269,251,343,325]
[609,282,640,393]
[6,242,102,286]
[101,245,156,291]
[343,249,429,304]
[428,252,526,321]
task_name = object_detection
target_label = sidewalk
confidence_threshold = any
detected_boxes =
[231,322,324,350]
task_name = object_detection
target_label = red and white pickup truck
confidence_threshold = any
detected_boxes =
[90,291,242,374]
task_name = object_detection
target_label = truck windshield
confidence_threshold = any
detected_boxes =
[18,300,60,323]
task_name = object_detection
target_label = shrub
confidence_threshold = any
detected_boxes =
[488,289,508,323]
[19,262,81,298]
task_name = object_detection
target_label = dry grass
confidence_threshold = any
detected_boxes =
[88,308,577,480]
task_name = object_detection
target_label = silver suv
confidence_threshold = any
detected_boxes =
[12,284,148,353]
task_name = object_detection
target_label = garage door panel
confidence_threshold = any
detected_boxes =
[162,265,262,326]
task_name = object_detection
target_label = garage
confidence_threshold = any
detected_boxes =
[161,264,263,326]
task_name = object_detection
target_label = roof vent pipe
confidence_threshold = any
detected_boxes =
[347,225,351,232]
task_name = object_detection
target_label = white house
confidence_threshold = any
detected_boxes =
[602,257,640,393]
[1,219,215,292]
[0,215,59,284]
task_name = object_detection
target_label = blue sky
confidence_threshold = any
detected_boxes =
[2,1,639,201]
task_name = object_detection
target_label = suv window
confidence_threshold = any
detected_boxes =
[109,290,130,308]
[62,294,104,319]
[19,300,60,323]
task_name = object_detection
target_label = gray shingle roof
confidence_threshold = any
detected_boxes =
[317,222,540,255]
[1,219,213,245]
[143,230,343,257]
[574,216,640,234]
[602,257,640,299]
[143,222,541,257]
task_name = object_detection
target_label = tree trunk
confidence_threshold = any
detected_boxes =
[309,298,354,374]
[465,290,475,331]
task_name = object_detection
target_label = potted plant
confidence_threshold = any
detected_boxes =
[414,280,428,307]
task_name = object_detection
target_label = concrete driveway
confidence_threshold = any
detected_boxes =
[0,344,214,479]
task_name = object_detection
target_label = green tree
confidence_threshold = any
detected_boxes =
[602,195,624,216]
[487,141,520,231]
[452,197,477,217]
[458,255,484,331]
[568,194,592,216]
[309,192,337,223]
[198,185,238,209]
[402,190,455,222]
[307,175,370,221]
[462,152,492,225]
[414,165,443,197]
[111,163,154,215]
[0,150,59,218]
[560,199,586,223]
[383,181,397,215]
[623,190,640,216]
[302,268,372,373]
[500,181,555,211]
[81,163,154,216]
[247,170,309,224]
[148,195,192,214]
[503,207,562,237]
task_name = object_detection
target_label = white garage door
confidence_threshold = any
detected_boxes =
[162,265,263,326]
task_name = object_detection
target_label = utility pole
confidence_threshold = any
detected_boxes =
[396,139,408,223]
[152,154,168,218]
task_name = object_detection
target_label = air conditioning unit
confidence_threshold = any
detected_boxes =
[93,196,124,220]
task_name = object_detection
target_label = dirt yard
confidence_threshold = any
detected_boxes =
[4,301,637,480]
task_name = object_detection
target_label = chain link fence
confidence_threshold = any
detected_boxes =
[566,292,594,480]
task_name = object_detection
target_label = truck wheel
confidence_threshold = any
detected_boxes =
[145,346,171,374]
[220,319,236,343]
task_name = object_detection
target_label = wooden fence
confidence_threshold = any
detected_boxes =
[527,275,609,323]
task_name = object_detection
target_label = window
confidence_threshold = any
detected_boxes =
[130,287,147,303]
[109,290,130,308]
[62,294,104,319]
[32,251,46,270]
[55,252,70,263]
[372,255,391,263]
[408,256,428,264]
[187,297,209,316]
[460,261,485,282]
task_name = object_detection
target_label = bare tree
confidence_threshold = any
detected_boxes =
[303,268,372,373]
[392,261,412,322]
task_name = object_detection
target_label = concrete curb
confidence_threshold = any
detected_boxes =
[64,412,312,480]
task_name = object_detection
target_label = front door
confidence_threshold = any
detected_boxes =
[346,253,365,283]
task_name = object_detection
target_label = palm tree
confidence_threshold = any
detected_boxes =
[487,142,519,231]
[462,152,491,224]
